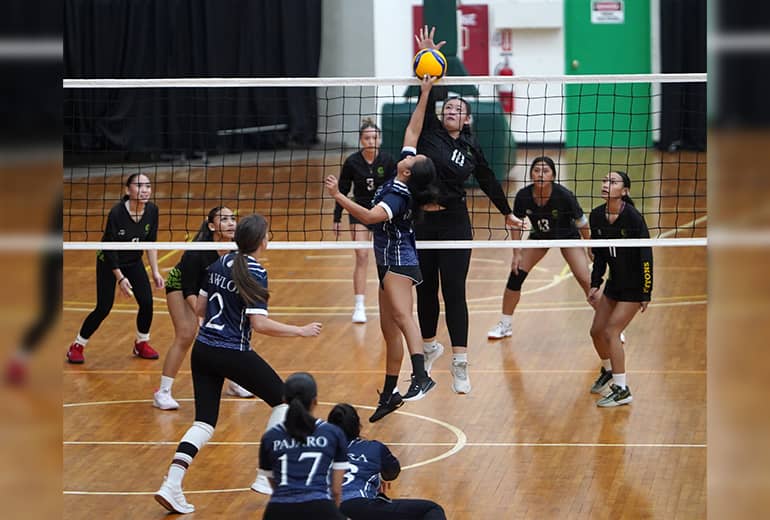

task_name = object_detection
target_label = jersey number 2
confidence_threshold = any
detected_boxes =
[203,292,225,331]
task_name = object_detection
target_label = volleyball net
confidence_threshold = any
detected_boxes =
[63,73,706,251]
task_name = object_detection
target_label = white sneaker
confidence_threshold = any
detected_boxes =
[153,389,179,410]
[251,472,273,495]
[226,381,254,398]
[352,306,367,323]
[451,361,471,394]
[487,321,513,339]
[155,478,195,514]
[423,342,444,375]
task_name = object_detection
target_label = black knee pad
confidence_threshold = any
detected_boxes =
[506,269,529,291]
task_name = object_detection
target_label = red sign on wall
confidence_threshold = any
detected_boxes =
[412,4,489,75]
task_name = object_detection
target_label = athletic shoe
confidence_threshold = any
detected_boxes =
[226,381,255,398]
[423,342,444,375]
[487,321,513,339]
[250,471,273,495]
[590,367,613,395]
[369,390,404,423]
[596,384,633,407]
[66,342,85,364]
[155,478,195,514]
[153,389,179,410]
[133,340,159,360]
[402,375,436,401]
[451,361,471,394]
[352,306,367,324]
[5,358,26,385]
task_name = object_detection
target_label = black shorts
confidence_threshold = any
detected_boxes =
[263,499,345,520]
[603,284,650,303]
[348,213,370,227]
[165,266,182,294]
[377,265,423,288]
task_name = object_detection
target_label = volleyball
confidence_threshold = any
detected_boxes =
[413,48,447,80]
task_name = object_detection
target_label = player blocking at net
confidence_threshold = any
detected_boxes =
[325,74,440,422]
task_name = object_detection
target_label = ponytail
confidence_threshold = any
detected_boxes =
[406,157,439,222]
[327,403,361,443]
[615,171,635,207]
[231,214,270,305]
[283,373,318,444]
[621,194,636,207]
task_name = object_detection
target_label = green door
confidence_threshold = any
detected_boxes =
[564,0,651,147]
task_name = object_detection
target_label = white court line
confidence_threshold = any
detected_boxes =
[64,441,705,449]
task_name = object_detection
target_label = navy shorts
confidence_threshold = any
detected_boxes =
[377,265,423,289]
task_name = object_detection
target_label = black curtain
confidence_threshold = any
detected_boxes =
[658,0,707,151]
[64,0,321,160]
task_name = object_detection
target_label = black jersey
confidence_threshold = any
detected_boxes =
[171,249,219,298]
[97,201,159,268]
[334,150,396,222]
[513,183,585,239]
[416,89,511,215]
[589,203,653,299]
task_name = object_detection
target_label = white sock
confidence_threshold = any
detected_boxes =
[423,340,437,352]
[452,353,468,364]
[75,334,89,346]
[264,404,288,433]
[354,294,365,308]
[136,331,150,342]
[613,373,627,388]
[601,359,612,371]
[160,375,174,392]
[167,453,192,487]
[500,314,512,327]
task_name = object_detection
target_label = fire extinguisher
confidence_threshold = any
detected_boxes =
[495,56,515,114]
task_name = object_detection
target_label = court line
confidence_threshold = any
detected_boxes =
[62,297,706,317]
[63,441,705,449]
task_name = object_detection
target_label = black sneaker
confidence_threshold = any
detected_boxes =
[402,375,436,402]
[596,384,633,407]
[590,367,613,395]
[368,391,404,423]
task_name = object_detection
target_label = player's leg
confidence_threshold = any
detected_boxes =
[351,223,370,323]
[596,300,640,407]
[67,259,117,363]
[153,291,198,410]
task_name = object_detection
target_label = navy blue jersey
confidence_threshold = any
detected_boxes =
[340,438,400,502]
[259,419,350,504]
[334,151,397,222]
[195,252,268,351]
[513,183,585,239]
[589,203,653,298]
[370,149,419,267]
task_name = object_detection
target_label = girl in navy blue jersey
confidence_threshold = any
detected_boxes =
[487,156,594,339]
[260,372,349,520]
[153,206,255,410]
[325,75,440,422]
[334,119,397,323]
[155,214,323,514]
[587,171,653,407]
[328,403,446,520]
[66,173,164,364]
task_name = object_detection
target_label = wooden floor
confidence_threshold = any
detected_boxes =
[62,150,707,519]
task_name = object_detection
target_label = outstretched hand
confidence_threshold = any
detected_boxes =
[324,175,340,197]
[414,25,446,51]
[300,322,323,337]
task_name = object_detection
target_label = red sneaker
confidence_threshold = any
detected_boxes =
[133,340,159,359]
[5,358,26,385]
[66,342,85,364]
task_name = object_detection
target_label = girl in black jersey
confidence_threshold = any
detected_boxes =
[488,156,594,339]
[66,173,164,364]
[153,206,256,410]
[333,119,396,324]
[155,214,323,514]
[587,171,653,407]
[413,27,525,394]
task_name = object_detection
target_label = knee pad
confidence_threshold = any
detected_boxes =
[506,269,529,291]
